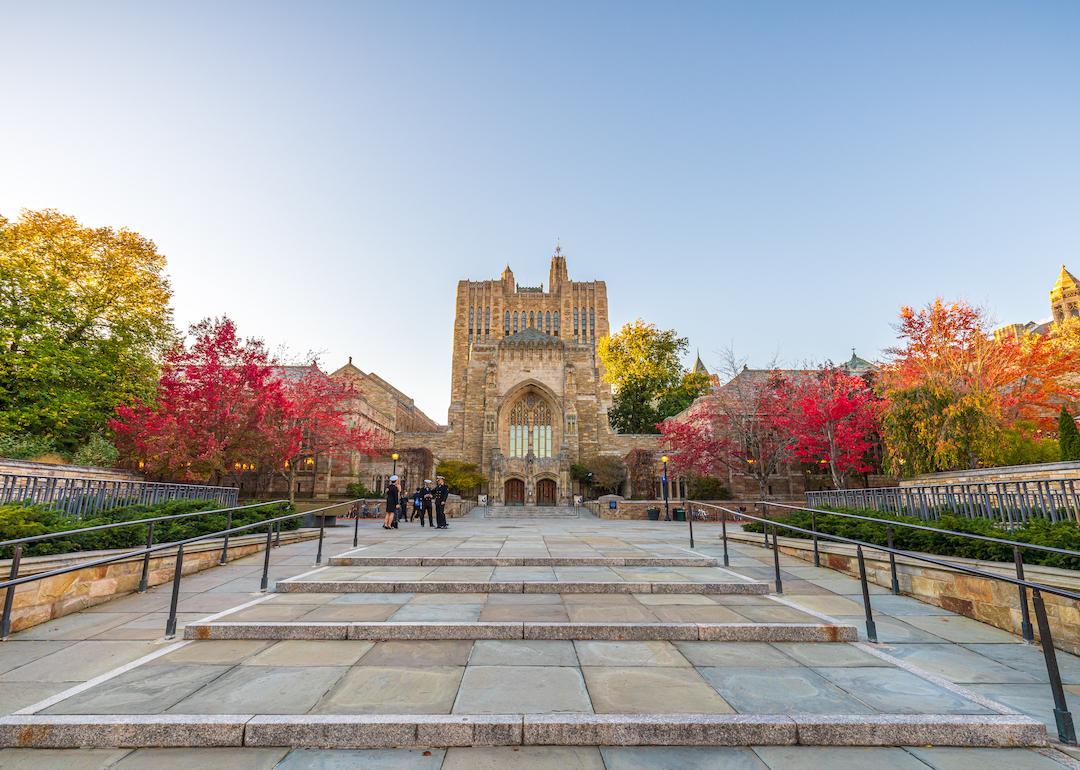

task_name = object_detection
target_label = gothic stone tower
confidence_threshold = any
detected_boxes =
[445,246,613,504]
[1051,265,1080,325]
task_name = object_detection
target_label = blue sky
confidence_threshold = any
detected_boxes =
[3,1,1079,420]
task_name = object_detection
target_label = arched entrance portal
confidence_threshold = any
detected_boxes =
[504,478,525,506]
[536,478,557,506]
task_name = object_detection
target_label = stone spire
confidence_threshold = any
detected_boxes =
[549,241,568,294]
[691,349,708,375]
[501,264,515,292]
[1051,264,1080,324]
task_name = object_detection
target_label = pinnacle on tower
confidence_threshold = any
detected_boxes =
[549,241,569,292]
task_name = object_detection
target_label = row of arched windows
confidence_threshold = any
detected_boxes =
[468,305,595,343]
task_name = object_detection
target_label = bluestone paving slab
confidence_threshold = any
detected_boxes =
[151,640,270,665]
[0,641,74,675]
[275,747,445,769]
[573,641,690,667]
[0,640,158,683]
[601,745,769,769]
[14,613,145,642]
[359,640,474,666]
[674,642,798,668]
[243,640,374,666]
[389,604,483,622]
[314,666,464,714]
[43,663,229,715]
[885,643,1044,684]
[167,665,346,714]
[962,643,1080,684]
[299,604,398,622]
[479,603,570,622]
[899,615,1021,644]
[329,592,413,604]
[468,640,578,666]
[843,593,954,616]
[830,615,947,643]
[771,642,891,668]
[454,666,592,713]
[967,683,1080,734]
[0,747,131,769]
[698,667,874,714]
[752,745,929,769]
[442,746,605,769]
[814,666,991,714]
[583,666,734,714]
[0,682,72,715]
[906,746,1073,769]
[110,746,288,769]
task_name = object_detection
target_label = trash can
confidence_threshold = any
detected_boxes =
[673,508,686,522]
[646,507,661,521]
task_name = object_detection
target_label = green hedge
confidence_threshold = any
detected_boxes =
[0,499,297,559]
[742,508,1080,571]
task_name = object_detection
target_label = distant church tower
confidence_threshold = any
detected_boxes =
[1051,265,1080,325]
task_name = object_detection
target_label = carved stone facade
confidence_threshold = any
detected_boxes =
[404,247,660,505]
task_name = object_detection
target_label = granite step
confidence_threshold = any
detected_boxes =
[0,713,1046,749]
[327,556,722,567]
[274,580,771,594]
[183,620,859,641]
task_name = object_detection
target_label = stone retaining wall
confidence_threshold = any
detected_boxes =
[0,458,142,482]
[902,460,1080,486]
[0,530,318,635]
[730,531,1080,655]
[587,499,754,520]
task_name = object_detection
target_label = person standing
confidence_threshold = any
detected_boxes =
[419,479,435,527]
[433,475,450,529]
[411,487,422,522]
[384,475,400,530]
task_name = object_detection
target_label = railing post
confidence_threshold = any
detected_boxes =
[811,510,820,568]
[315,516,325,565]
[219,510,232,565]
[353,508,361,548]
[273,520,281,547]
[687,502,695,549]
[138,521,154,593]
[761,504,770,550]
[856,545,878,643]
[1013,546,1035,643]
[886,525,899,595]
[1,545,23,640]
[165,545,185,639]
[771,523,783,594]
[1031,588,1077,745]
[260,523,273,592]
[720,510,730,567]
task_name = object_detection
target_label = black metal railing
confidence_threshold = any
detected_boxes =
[760,501,1080,644]
[0,472,239,518]
[0,499,359,640]
[807,479,1080,525]
[687,499,1079,745]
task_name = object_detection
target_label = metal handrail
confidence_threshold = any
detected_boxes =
[0,499,289,549]
[0,498,361,641]
[687,499,1078,745]
[764,501,1080,559]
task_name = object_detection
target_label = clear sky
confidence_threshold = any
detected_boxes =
[3,1,1079,421]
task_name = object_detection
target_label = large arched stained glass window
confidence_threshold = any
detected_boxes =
[507,393,553,458]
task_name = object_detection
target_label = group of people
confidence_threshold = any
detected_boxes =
[381,474,450,530]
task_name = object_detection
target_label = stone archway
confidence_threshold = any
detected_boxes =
[504,478,525,505]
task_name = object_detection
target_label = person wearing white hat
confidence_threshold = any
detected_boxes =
[434,475,450,529]
[383,475,400,530]
[419,479,435,527]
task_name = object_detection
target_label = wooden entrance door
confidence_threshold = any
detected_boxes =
[536,478,557,506]
[504,478,525,505]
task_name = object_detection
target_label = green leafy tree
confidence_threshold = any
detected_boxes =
[599,320,709,434]
[70,433,120,468]
[1059,406,1080,461]
[435,460,486,496]
[0,210,174,451]
[578,455,626,495]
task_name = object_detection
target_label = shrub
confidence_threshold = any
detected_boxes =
[0,433,57,460]
[689,475,729,500]
[70,433,119,468]
[743,507,1080,571]
[345,481,375,499]
[0,499,296,559]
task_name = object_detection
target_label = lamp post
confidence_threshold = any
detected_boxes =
[391,452,399,476]
[661,455,670,521]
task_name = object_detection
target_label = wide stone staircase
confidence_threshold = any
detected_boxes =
[483,505,585,519]
[0,525,1048,751]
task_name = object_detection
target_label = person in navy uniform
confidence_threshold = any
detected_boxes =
[433,475,450,529]
[419,480,435,527]
[383,475,400,530]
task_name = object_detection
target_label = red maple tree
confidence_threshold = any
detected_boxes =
[266,364,385,502]
[781,367,880,487]
[112,317,289,483]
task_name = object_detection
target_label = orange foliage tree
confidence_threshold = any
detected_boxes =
[877,299,1079,474]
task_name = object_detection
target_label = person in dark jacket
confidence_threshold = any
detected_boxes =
[383,475,400,529]
[418,480,434,527]
[433,475,450,529]
[410,488,422,522]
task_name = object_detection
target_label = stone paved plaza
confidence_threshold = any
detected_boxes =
[0,510,1077,768]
